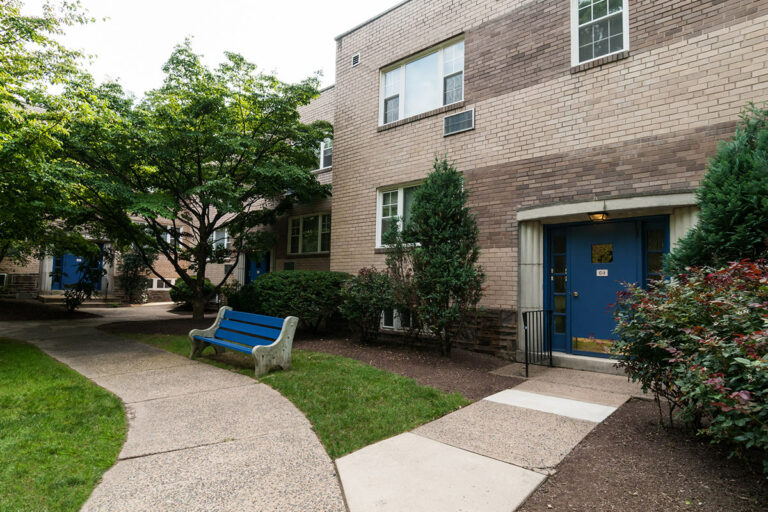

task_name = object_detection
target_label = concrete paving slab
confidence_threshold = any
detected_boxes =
[337,432,545,512]
[120,383,310,458]
[51,348,196,378]
[83,431,346,512]
[414,400,596,472]
[513,379,630,407]
[485,389,617,422]
[92,362,254,403]
[531,367,646,398]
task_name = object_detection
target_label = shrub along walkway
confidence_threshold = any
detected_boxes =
[0,307,345,512]
[336,365,643,512]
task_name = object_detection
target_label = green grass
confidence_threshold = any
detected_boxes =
[0,338,126,512]
[119,332,469,458]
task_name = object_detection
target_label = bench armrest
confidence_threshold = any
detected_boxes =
[251,316,299,379]
[188,306,231,341]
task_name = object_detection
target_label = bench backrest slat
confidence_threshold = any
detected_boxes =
[218,319,282,341]
[225,309,284,329]
[214,328,275,348]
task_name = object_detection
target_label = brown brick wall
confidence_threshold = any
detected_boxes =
[326,0,768,355]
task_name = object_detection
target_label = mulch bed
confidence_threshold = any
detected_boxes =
[519,398,767,512]
[98,317,522,401]
[0,299,100,321]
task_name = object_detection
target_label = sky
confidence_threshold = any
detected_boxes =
[23,0,399,98]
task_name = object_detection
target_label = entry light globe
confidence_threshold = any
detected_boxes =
[588,212,609,222]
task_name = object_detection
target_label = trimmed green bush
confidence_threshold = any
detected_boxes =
[613,260,768,473]
[666,104,768,273]
[170,276,215,306]
[339,267,393,343]
[227,271,349,333]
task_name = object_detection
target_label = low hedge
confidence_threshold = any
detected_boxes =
[227,271,349,333]
[339,267,393,343]
[169,277,215,306]
[613,260,768,473]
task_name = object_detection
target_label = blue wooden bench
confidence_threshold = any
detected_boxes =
[188,306,299,378]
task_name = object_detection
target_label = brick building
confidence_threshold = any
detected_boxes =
[3,0,767,365]
[285,0,768,361]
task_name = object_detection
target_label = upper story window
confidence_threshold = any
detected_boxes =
[379,39,464,125]
[288,213,331,255]
[209,229,231,250]
[571,0,628,65]
[376,183,421,247]
[318,138,332,169]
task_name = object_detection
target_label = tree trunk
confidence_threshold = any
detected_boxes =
[192,298,206,320]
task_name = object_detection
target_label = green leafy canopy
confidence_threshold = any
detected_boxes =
[58,41,332,317]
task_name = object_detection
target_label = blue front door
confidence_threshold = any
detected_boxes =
[245,252,270,284]
[569,222,640,355]
[51,250,103,291]
[546,218,668,356]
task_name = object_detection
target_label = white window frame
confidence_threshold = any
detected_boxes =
[317,138,332,170]
[381,308,413,330]
[209,228,230,250]
[375,182,423,248]
[0,273,7,288]
[378,37,464,126]
[287,213,331,255]
[570,0,629,67]
[151,278,175,290]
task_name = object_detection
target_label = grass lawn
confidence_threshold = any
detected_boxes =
[0,338,126,512]
[119,332,470,458]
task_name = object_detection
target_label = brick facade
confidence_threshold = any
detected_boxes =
[320,0,768,356]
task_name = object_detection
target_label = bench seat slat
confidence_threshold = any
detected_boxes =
[193,336,253,354]
[214,328,275,347]
[219,319,282,340]
[224,310,284,329]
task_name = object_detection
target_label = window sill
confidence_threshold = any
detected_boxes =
[377,101,465,132]
[286,252,330,258]
[570,50,630,74]
[311,166,332,175]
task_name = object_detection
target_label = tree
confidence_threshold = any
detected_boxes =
[58,42,331,319]
[0,0,94,266]
[666,104,768,274]
[407,158,485,356]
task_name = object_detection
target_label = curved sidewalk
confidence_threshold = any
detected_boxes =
[1,308,346,512]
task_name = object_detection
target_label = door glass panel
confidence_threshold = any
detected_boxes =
[554,315,566,334]
[554,295,566,314]
[648,252,663,275]
[554,255,566,274]
[591,244,613,263]
[647,229,664,252]
[553,235,566,254]
[554,275,566,293]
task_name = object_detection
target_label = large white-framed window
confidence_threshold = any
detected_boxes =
[570,0,629,66]
[317,138,332,169]
[288,213,331,255]
[209,229,231,250]
[375,183,421,247]
[379,38,464,125]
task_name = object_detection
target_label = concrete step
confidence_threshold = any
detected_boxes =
[37,295,122,308]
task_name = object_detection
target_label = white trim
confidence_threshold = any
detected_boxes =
[0,273,7,288]
[150,277,175,290]
[379,37,464,126]
[516,193,696,222]
[443,108,475,136]
[570,0,630,67]
[375,181,423,248]
[287,212,331,255]
[381,307,411,330]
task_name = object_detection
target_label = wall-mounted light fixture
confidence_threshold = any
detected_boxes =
[588,211,609,222]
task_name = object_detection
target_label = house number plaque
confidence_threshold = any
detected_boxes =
[596,269,608,277]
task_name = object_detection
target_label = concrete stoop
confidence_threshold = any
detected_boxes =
[336,371,641,512]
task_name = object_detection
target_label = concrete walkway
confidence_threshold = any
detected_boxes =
[1,306,346,512]
[336,364,643,512]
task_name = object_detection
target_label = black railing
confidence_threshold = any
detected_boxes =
[523,310,553,378]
